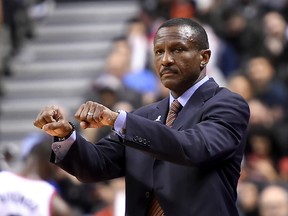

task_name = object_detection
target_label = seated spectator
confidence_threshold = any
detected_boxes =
[260,11,288,79]
[237,181,260,216]
[227,73,254,102]
[278,157,288,182]
[258,184,288,216]
[245,56,288,124]
[242,125,282,184]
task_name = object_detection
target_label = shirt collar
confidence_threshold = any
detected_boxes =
[169,75,209,107]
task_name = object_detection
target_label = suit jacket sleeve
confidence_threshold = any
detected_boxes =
[51,132,126,183]
[122,88,250,167]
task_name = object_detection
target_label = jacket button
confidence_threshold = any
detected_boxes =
[138,137,142,143]
[145,192,150,198]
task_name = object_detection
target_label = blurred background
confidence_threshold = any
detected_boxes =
[0,0,288,215]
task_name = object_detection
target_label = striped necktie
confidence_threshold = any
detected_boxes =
[147,99,182,216]
[165,99,182,127]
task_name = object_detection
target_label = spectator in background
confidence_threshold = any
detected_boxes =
[242,125,282,184]
[93,178,125,216]
[87,35,160,109]
[139,5,165,69]
[227,73,254,102]
[260,11,288,86]
[83,36,140,143]
[221,8,262,64]
[261,11,287,62]
[53,167,101,215]
[278,157,288,182]
[0,142,19,171]
[169,0,195,19]
[237,181,260,216]
[86,36,143,110]
[258,184,288,216]
[202,22,228,87]
[126,17,149,73]
[0,132,71,216]
[244,56,287,125]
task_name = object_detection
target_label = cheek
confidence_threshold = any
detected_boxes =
[178,61,189,70]
[177,54,198,68]
[154,58,161,71]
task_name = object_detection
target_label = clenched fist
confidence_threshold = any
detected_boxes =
[33,105,73,138]
[33,101,119,137]
[74,101,119,129]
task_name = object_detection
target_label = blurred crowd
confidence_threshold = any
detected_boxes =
[1,0,288,215]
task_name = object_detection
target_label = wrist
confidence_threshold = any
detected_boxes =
[55,122,75,142]
[109,111,119,126]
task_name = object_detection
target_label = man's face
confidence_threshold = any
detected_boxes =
[153,25,209,97]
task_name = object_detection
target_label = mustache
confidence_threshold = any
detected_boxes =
[160,67,178,76]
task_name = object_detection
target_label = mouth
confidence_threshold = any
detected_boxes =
[160,68,178,77]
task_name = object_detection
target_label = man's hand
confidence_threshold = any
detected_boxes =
[33,105,73,138]
[75,101,119,129]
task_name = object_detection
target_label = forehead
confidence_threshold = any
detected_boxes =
[154,25,196,44]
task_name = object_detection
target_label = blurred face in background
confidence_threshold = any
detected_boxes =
[259,186,288,216]
[263,11,286,38]
[246,57,274,92]
[227,74,253,101]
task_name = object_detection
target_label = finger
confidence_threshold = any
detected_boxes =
[42,122,60,136]
[80,101,93,120]
[80,119,102,129]
[80,121,88,129]
[34,107,52,128]
[51,106,62,121]
[87,105,96,122]
[75,103,85,120]
[41,107,58,127]
[33,120,43,129]
[94,104,104,123]
[42,120,70,137]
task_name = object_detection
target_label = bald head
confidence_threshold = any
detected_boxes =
[259,185,288,216]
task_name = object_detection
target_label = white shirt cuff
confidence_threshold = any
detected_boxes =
[52,131,76,162]
[113,110,127,137]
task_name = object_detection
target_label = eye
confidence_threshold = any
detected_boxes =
[174,47,183,53]
[154,50,163,56]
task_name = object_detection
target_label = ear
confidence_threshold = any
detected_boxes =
[200,49,211,67]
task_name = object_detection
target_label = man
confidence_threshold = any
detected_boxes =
[0,133,72,216]
[34,18,250,215]
[259,185,288,216]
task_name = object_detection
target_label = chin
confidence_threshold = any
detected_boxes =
[161,78,177,87]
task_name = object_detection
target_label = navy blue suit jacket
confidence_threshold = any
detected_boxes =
[53,78,250,216]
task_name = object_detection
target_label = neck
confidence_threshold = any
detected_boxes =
[171,72,207,98]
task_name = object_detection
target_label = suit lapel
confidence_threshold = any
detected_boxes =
[172,78,219,129]
[148,98,169,124]
[146,78,219,129]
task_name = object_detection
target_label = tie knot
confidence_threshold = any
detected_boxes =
[170,99,182,114]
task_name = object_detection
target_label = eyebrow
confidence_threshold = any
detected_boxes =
[154,37,189,45]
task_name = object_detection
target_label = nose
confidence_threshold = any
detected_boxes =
[161,51,174,66]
